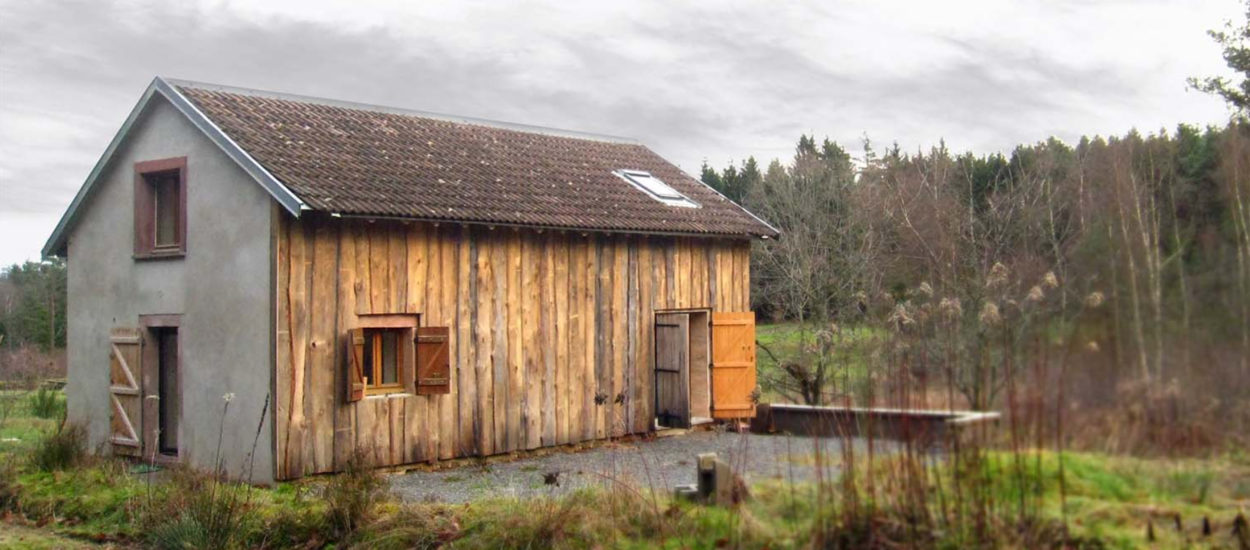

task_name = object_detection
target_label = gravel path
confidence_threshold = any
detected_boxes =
[389,430,894,503]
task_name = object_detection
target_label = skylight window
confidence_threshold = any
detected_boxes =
[615,170,699,208]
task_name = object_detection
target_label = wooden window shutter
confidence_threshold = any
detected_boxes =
[710,312,758,419]
[346,328,366,402]
[108,327,143,456]
[415,327,451,395]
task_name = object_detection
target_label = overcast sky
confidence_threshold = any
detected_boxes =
[0,0,1239,266]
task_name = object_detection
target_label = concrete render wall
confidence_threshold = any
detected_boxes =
[65,96,275,483]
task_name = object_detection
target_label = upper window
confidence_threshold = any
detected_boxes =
[134,157,187,258]
[615,170,699,208]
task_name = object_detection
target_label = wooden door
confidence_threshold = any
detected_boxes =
[710,312,757,419]
[108,327,143,456]
[654,313,691,428]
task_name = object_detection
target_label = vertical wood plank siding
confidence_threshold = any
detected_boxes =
[274,217,753,479]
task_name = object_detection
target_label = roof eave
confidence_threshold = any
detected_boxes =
[42,77,306,258]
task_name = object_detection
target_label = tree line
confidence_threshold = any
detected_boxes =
[0,260,67,350]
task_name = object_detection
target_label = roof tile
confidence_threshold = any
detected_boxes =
[176,84,777,238]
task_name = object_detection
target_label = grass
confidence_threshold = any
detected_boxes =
[3,390,1248,548]
[756,322,882,404]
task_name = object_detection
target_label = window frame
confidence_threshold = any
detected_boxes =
[614,169,700,208]
[138,313,182,465]
[363,327,405,395]
[134,157,188,259]
[356,314,418,397]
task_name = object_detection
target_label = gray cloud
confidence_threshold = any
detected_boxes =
[0,0,1235,264]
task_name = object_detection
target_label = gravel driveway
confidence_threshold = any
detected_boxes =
[389,430,894,503]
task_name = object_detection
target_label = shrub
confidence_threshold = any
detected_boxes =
[140,467,257,550]
[0,459,18,511]
[28,386,64,419]
[324,450,387,538]
[30,422,86,472]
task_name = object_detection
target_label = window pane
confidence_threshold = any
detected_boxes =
[626,172,683,199]
[381,331,398,384]
[153,173,180,247]
[362,331,376,385]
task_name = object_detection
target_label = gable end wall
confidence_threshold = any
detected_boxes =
[64,96,275,483]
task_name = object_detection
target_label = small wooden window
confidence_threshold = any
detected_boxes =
[363,328,405,395]
[345,314,419,402]
[134,157,187,258]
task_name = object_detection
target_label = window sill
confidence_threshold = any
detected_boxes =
[134,249,186,261]
[363,391,412,399]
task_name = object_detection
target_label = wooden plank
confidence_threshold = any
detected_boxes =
[368,223,389,313]
[375,397,390,466]
[390,397,405,465]
[354,224,371,316]
[474,229,495,455]
[457,226,477,456]
[491,233,509,453]
[355,393,376,465]
[567,238,585,443]
[274,215,291,478]
[611,238,628,437]
[690,240,703,308]
[423,225,441,461]
[626,240,639,434]
[594,237,610,439]
[707,244,718,311]
[542,233,557,446]
[554,236,570,445]
[404,224,426,464]
[309,220,339,473]
[664,242,676,310]
[334,221,360,470]
[740,243,751,311]
[522,233,542,449]
[390,224,407,315]
[505,231,523,452]
[407,224,427,315]
[286,218,310,476]
[586,236,600,443]
[439,225,458,460]
[634,239,653,433]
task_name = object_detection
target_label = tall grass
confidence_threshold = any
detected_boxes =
[27,386,64,419]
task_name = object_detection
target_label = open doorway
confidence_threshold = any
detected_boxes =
[654,310,710,429]
[155,327,179,455]
[140,314,181,461]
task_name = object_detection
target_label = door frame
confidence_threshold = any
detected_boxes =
[653,308,712,429]
[139,314,182,464]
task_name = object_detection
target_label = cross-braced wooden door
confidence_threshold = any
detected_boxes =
[108,327,143,456]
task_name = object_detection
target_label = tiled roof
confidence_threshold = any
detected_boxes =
[176,83,777,238]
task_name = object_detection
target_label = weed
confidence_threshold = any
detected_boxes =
[29,422,85,472]
[324,449,387,537]
[27,387,64,420]
[351,503,458,550]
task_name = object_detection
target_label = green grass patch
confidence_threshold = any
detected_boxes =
[756,322,883,404]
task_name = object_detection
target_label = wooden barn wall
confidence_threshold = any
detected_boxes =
[273,216,752,479]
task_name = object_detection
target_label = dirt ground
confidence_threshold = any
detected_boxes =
[389,429,896,503]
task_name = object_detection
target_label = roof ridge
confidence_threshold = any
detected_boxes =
[163,77,643,145]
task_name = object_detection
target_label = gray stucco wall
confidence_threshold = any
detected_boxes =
[64,97,275,483]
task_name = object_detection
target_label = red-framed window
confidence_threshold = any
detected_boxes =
[134,157,187,258]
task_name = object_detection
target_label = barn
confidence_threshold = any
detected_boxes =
[43,77,779,482]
